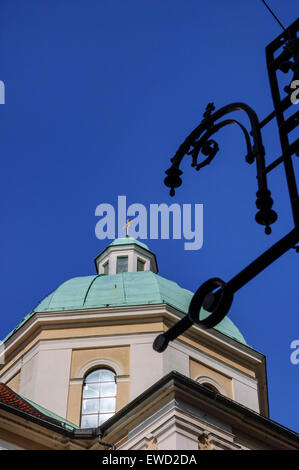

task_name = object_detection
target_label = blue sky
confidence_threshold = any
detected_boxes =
[0,1,298,431]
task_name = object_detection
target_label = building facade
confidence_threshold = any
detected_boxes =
[0,237,298,450]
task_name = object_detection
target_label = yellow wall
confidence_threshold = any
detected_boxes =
[0,319,260,425]
[190,358,233,398]
[184,335,256,378]
[0,321,163,377]
[70,346,130,378]
[1,320,255,380]
[6,372,20,394]
[67,346,130,426]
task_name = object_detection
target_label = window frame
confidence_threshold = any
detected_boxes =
[80,367,117,428]
[116,256,128,273]
[137,257,146,272]
[195,376,226,396]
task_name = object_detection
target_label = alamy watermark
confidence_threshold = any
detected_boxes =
[290,340,299,365]
[0,81,5,104]
[95,196,203,250]
[290,80,299,105]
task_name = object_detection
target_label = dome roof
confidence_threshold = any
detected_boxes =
[17,271,246,345]
[109,237,150,251]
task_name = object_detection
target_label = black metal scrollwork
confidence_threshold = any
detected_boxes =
[153,18,299,353]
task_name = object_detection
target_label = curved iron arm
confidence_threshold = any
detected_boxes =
[189,119,254,170]
[153,103,294,353]
[153,21,299,353]
[164,102,277,234]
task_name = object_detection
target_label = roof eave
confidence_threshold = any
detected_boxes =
[98,370,299,448]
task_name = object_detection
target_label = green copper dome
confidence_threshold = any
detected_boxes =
[5,271,246,345]
[109,237,150,251]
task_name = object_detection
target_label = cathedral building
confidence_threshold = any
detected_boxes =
[0,237,298,450]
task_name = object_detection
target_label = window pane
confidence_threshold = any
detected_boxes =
[100,369,115,382]
[116,256,128,273]
[99,397,116,413]
[85,370,101,383]
[100,382,116,397]
[99,413,114,425]
[81,368,117,429]
[137,259,145,271]
[82,398,100,414]
[81,414,98,428]
[83,383,100,398]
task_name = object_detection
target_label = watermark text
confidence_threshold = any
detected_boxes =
[95,196,203,250]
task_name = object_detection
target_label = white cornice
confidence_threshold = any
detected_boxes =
[1,304,263,365]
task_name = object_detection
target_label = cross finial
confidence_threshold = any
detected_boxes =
[123,218,133,237]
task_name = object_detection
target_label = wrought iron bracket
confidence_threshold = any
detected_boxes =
[153,17,299,353]
[164,101,277,235]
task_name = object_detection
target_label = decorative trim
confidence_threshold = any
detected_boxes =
[69,379,83,385]
[195,376,227,396]
[115,375,130,383]
[76,358,124,378]
[198,432,213,450]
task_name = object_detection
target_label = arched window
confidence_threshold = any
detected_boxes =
[196,376,225,395]
[201,382,219,393]
[80,368,116,428]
